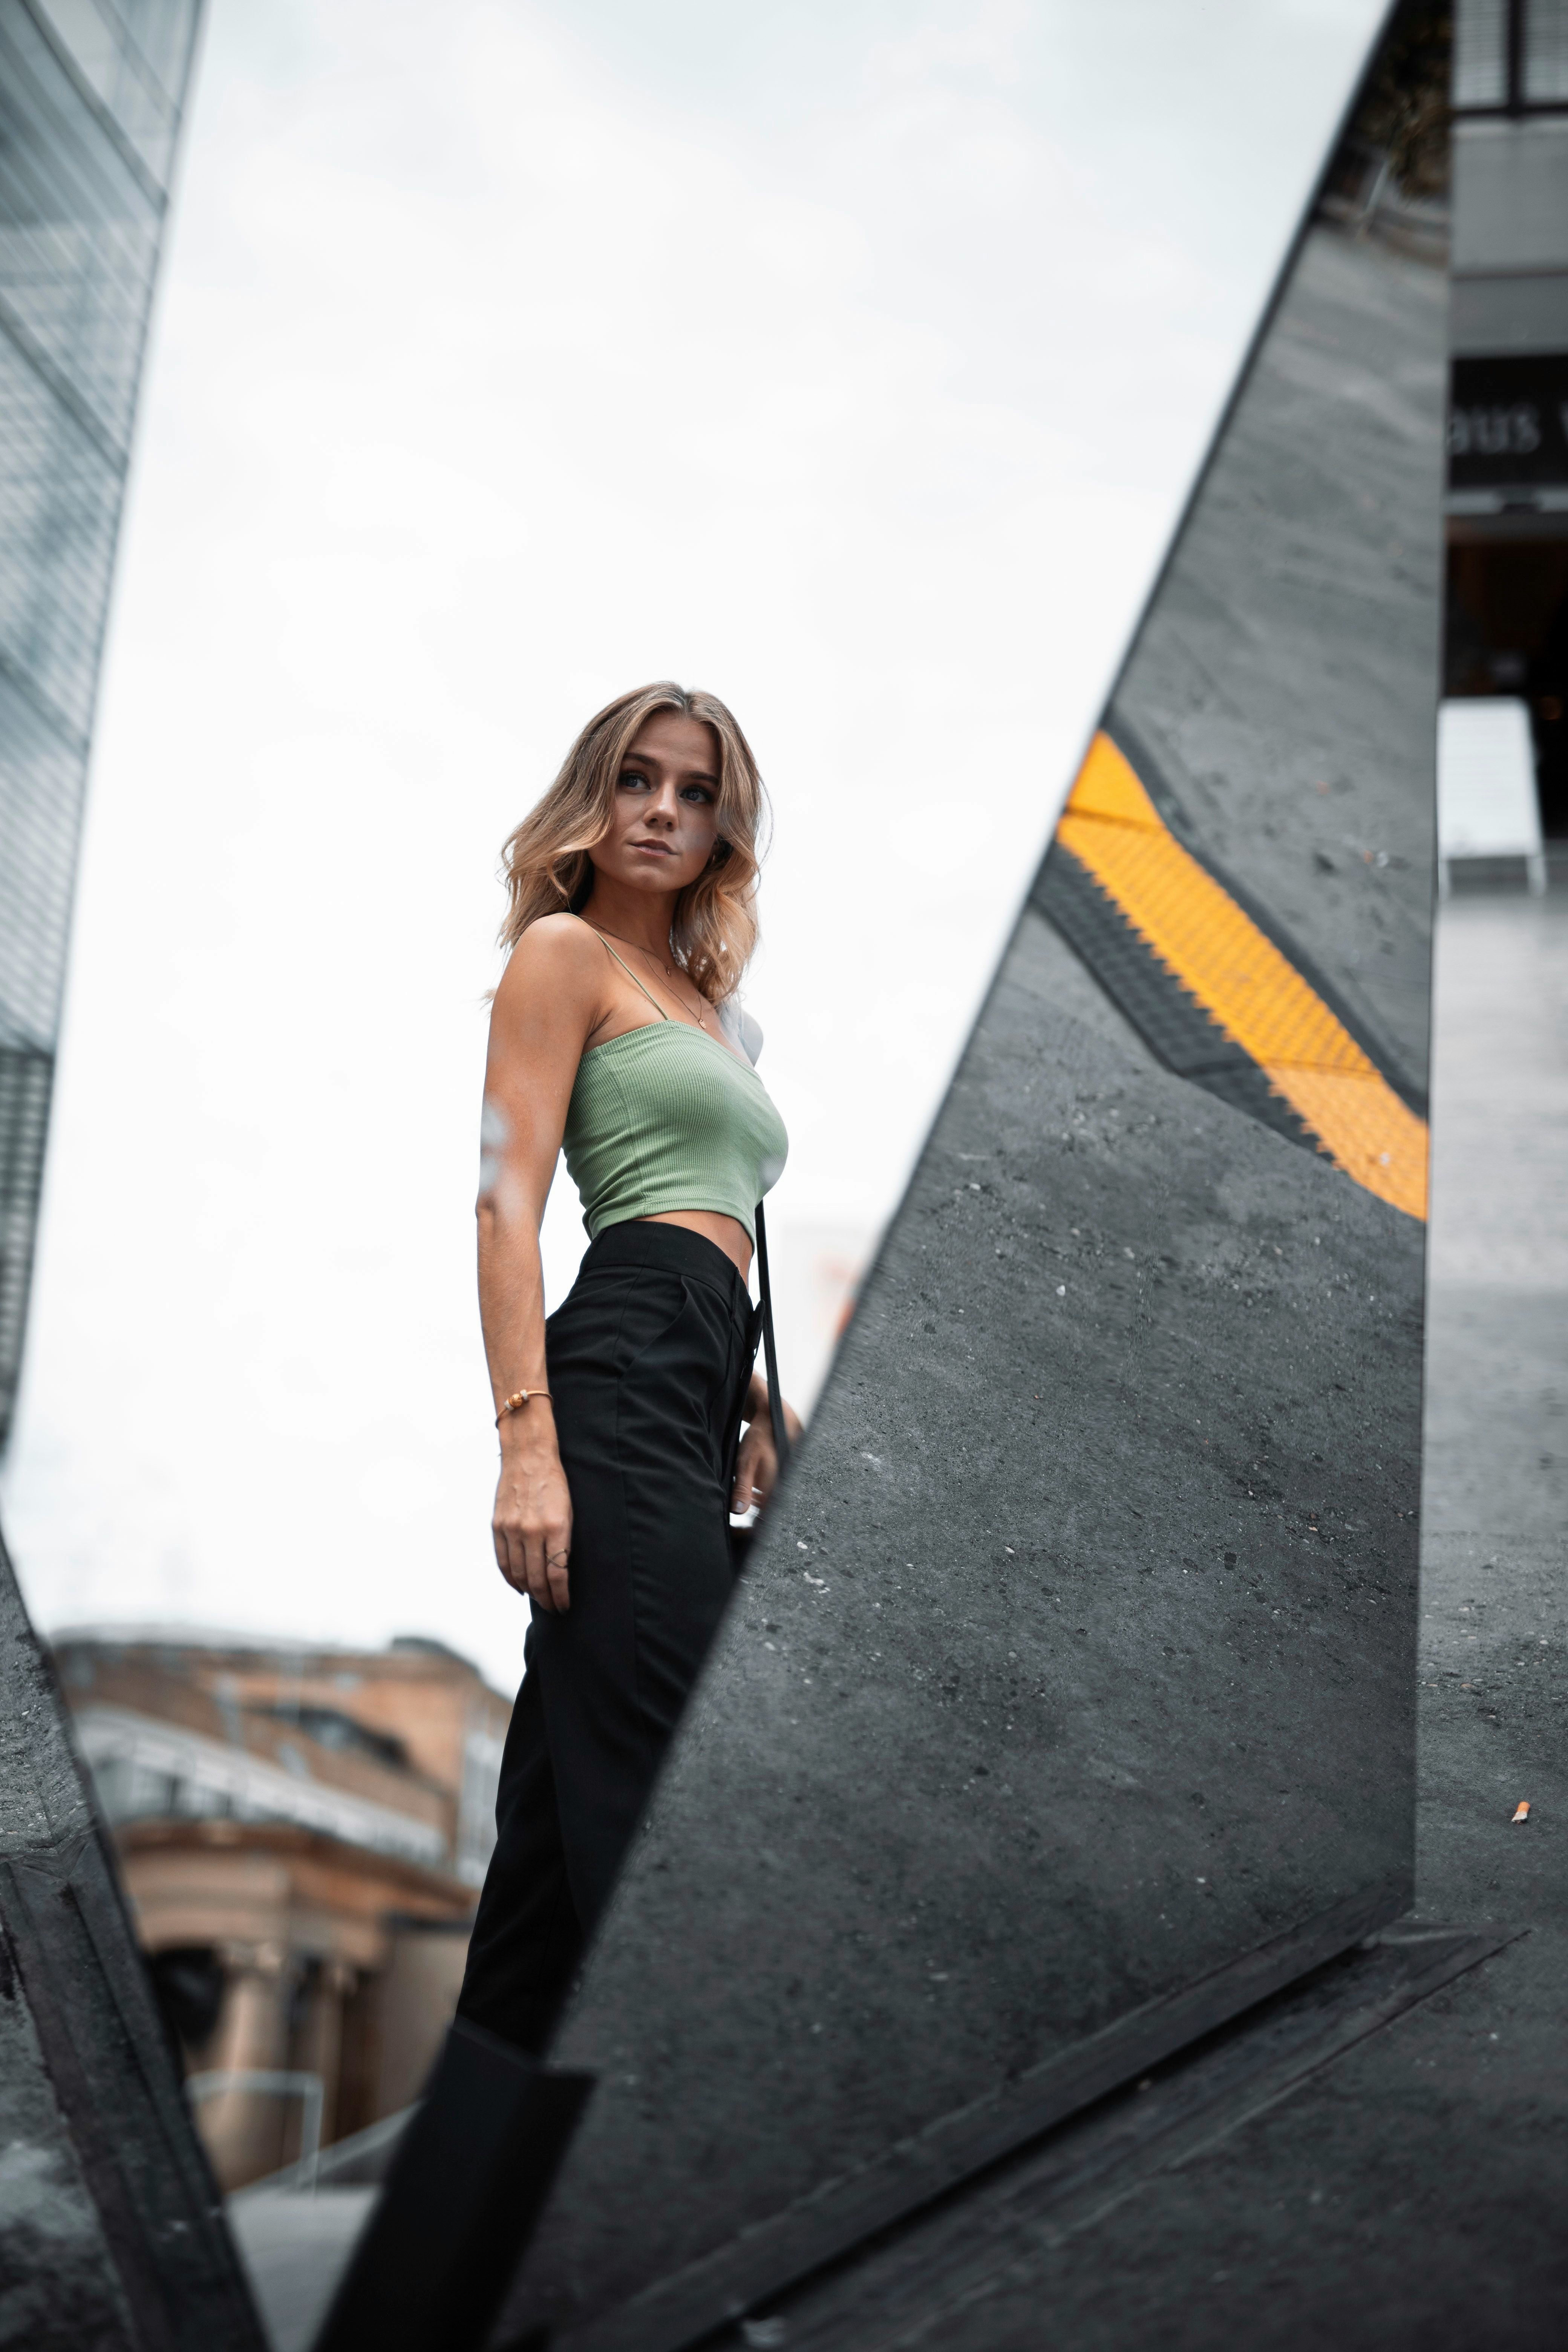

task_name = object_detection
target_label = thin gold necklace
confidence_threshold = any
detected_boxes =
[594,925,712,1033]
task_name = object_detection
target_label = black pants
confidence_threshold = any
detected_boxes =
[456,1221,760,2053]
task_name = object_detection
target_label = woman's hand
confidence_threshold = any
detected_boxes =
[493,1411,574,1611]
[730,1378,804,1516]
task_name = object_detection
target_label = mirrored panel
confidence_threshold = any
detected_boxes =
[0,2,1445,2346]
[489,12,1446,2348]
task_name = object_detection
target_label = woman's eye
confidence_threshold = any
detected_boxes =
[681,785,714,804]
[618,772,650,791]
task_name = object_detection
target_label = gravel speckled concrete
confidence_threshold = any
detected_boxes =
[695,900,1568,2352]
[1115,227,1446,1095]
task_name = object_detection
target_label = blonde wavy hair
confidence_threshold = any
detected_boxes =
[498,683,768,1004]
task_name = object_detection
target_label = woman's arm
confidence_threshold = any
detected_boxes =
[478,918,605,1613]
[730,1371,804,1516]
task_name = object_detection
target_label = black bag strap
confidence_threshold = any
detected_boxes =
[754,1198,790,1476]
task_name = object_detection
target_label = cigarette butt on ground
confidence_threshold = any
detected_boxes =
[1511,1801,1531,1824]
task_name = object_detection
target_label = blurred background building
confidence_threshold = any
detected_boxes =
[54,1626,509,2187]
[0,0,204,1450]
[1444,0,1568,858]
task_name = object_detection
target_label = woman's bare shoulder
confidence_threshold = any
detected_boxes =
[502,912,603,980]
[494,914,605,1018]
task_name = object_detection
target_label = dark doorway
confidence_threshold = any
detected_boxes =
[1446,531,1568,836]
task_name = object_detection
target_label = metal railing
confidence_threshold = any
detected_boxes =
[185,2068,325,2192]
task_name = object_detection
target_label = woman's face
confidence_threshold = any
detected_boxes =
[590,711,723,897]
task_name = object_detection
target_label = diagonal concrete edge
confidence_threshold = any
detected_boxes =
[539,1885,1403,2352]
[0,1521,267,2352]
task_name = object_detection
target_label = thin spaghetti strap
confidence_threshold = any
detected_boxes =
[579,920,669,1022]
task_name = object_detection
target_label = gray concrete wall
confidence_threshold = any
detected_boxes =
[1113,227,1446,1097]
[728,903,1568,2352]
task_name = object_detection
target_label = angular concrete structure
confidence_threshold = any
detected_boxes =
[492,13,1446,2350]
[0,1533,266,2352]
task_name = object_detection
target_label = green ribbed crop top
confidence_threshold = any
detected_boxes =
[562,937,789,1246]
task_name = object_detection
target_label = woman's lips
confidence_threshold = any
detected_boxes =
[630,840,674,856]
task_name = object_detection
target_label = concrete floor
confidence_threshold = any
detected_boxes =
[227,2187,375,2352]
[1397,889,1568,2341]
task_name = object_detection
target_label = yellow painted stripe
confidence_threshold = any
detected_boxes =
[1057,733,1428,1220]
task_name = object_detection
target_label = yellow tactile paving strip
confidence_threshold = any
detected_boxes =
[1055,733,1429,1220]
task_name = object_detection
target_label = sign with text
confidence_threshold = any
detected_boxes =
[1449,354,1568,492]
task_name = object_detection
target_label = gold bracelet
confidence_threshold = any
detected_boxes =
[496,1387,552,1427]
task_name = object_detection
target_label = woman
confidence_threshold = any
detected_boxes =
[456,683,796,2055]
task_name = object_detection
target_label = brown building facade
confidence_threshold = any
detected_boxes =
[54,1629,511,2190]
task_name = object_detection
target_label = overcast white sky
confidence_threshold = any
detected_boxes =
[3,0,1383,1693]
